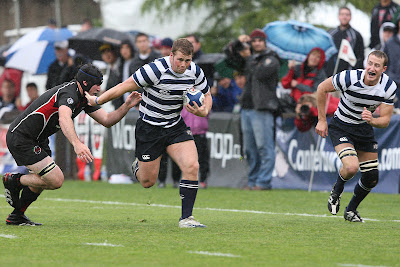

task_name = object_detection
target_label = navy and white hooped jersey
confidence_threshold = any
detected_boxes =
[132,56,209,128]
[332,69,397,125]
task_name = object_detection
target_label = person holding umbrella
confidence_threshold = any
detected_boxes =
[2,64,142,225]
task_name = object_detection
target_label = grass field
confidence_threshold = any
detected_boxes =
[0,180,399,267]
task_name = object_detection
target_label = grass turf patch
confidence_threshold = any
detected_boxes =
[0,180,399,266]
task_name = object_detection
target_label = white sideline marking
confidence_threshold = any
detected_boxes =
[338,264,389,267]
[84,240,123,247]
[0,234,17,239]
[42,197,400,223]
[188,251,241,257]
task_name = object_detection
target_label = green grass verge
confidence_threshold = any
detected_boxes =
[0,181,399,267]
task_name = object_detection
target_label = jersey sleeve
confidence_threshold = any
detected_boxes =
[384,77,397,105]
[193,63,210,95]
[57,90,79,111]
[332,70,352,93]
[131,62,160,89]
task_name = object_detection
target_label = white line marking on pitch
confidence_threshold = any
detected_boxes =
[43,197,399,223]
[0,234,17,239]
[338,263,389,267]
[188,251,241,257]
[84,240,123,247]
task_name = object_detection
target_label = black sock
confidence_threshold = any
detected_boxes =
[179,180,198,219]
[347,179,370,211]
[12,187,41,215]
[333,173,347,194]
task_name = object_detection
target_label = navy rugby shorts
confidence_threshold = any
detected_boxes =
[6,130,52,166]
[135,118,194,162]
[328,116,378,153]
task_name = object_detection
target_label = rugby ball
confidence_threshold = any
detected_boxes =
[183,88,204,107]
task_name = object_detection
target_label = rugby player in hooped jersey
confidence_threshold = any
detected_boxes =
[2,64,142,226]
[315,50,397,222]
[86,38,212,228]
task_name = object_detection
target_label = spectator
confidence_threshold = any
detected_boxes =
[80,18,93,32]
[18,83,39,111]
[59,54,90,84]
[234,71,246,90]
[324,7,365,76]
[47,18,57,29]
[384,16,400,107]
[0,79,18,120]
[223,39,251,73]
[129,32,161,74]
[294,93,339,132]
[370,0,399,49]
[119,40,135,102]
[375,22,395,51]
[240,29,280,190]
[46,40,71,90]
[160,37,173,57]
[281,47,326,103]
[186,34,204,62]
[100,43,123,109]
[211,72,242,112]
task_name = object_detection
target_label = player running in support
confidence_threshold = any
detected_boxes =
[86,38,212,228]
[2,64,142,225]
[315,50,397,222]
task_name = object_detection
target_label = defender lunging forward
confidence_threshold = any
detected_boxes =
[86,39,212,228]
[3,64,141,225]
[315,50,397,222]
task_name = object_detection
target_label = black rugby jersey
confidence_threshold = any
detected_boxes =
[9,80,100,141]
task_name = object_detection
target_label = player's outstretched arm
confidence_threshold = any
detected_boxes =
[89,91,142,128]
[362,104,393,128]
[86,78,141,106]
[315,77,335,138]
[59,105,94,163]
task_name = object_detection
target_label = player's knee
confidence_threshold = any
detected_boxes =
[39,162,64,190]
[141,180,155,188]
[360,159,379,189]
[343,165,359,177]
[185,160,199,176]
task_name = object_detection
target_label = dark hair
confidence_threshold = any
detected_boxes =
[339,6,351,15]
[2,79,15,88]
[81,18,92,25]
[135,32,149,42]
[26,82,38,89]
[186,34,200,43]
[171,38,194,56]
[368,50,388,66]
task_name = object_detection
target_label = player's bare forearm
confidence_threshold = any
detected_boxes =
[86,78,140,106]
[316,77,335,122]
[59,106,81,147]
[91,92,142,128]
[362,104,393,128]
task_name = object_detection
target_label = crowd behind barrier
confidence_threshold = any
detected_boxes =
[104,111,400,194]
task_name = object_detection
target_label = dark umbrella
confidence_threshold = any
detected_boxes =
[68,28,135,61]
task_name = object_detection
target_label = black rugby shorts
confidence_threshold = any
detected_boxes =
[135,118,194,162]
[6,131,51,166]
[328,116,378,153]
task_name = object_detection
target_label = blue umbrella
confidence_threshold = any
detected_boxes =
[263,20,337,62]
[5,27,74,74]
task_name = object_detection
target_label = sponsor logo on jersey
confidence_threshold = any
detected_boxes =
[33,146,42,154]
[67,98,74,105]
[373,143,378,150]
[339,137,348,142]
[186,130,193,136]
[142,155,150,160]
[159,89,170,95]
